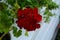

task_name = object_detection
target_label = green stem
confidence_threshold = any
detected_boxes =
[0,38,2,40]
[25,30,28,36]
[0,33,6,40]
[0,26,13,40]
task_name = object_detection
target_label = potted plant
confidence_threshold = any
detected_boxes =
[0,0,58,40]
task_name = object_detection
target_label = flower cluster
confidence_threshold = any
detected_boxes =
[16,7,42,31]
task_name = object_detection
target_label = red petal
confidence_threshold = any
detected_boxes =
[34,14,42,22]
[35,24,40,28]
[33,7,38,14]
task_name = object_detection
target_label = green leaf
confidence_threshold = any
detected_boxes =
[47,2,59,10]
[0,2,8,11]
[7,0,15,6]
[31,0,40,7]
[39,0,58,9]
[17,0,27,9]
[14,3,20,9]
[44,9,53,22]
[13,27,22,37]
[15,30,22,37]
[0,10,14,33]
[13,27,17,33]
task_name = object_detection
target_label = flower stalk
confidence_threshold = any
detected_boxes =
[0,26,13,40]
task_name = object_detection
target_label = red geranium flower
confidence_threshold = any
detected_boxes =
[16,7,42,31]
